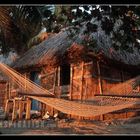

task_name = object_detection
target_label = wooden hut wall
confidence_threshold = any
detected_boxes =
[0,82,7,108]
[39,66,58,116]
[41,66,56,90]
[100,64,122,95]
[70,61,100,101]
[127,70,140,93]
[70,59,137,100]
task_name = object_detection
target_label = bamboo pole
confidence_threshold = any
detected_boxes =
[97,61,102,95]
[69,65,73,100]
[53,68,57,95]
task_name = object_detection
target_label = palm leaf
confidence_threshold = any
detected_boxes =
[0,6,42,54]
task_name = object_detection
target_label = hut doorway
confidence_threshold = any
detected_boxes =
[60,64,70,86]
[30,71,40,111]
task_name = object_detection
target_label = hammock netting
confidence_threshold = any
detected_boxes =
[0,62,140,117]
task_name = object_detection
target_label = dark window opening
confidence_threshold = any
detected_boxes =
[30,71,36,81]
[30,71,40,111]
[60,64,70,86]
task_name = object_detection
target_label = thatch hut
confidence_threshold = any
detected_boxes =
[11,25,140,120]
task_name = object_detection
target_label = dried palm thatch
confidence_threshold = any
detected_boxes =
[12,30,76,69]
[12,24,140,70]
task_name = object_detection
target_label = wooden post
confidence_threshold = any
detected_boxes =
[18,101,24,120]
[5,82,8,101]
[53,68,57,95]
[69,65,73,100]
[80,62,84,101]
[85,80,88,100]
[58,66,60,87]
[25,73,27,92]
[68,65,73,119]
[52,68,57,116]
[79,62,84,120]
[97,61,104,120]
[12,99,17,121]
[5,100,10,118]
[8,82,11,99]
[57,66,61,99]
[25,98,31,120]
[97,61,102,95]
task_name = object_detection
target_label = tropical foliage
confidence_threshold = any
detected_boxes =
[0,5,140,55]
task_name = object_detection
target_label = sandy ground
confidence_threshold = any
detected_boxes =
[1,117,140,135]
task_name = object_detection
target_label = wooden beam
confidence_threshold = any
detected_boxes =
[69,65,73,100]
[57,66,60,87]
[95,94,140,98]
[18,92,55,97]
[53,68,57,95]
[39,71,55,79]
[97,61,103,95]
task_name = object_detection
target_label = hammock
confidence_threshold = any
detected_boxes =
[0,62,140,117]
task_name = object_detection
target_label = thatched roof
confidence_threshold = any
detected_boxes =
[12,23,140,70]
[13,29,76,69]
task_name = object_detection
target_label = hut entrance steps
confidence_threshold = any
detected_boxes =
[5,97,31,121]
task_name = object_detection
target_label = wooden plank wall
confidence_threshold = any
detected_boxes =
[0,82,7,108]
[100,64,122,95]
[41,66,56,90]
[70,61,100,101]
[40,66,59,116]
[69,60,140,120]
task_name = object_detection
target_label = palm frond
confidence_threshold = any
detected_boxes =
[0,6,42,54]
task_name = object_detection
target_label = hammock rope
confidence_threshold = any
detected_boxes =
[0,62,140,117]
